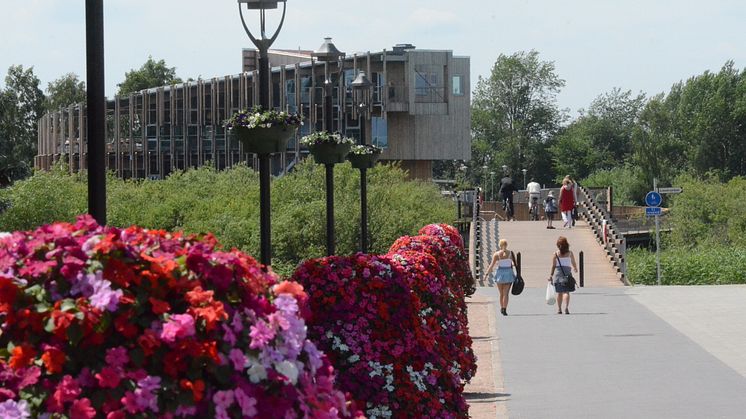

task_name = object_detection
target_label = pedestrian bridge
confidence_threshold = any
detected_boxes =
[476,220,623,288]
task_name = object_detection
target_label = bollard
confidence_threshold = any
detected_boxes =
[516,252,521,276]
[579,251,584,287]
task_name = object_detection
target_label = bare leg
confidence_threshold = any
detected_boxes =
[556,292,564,314]
[564,292,571,313]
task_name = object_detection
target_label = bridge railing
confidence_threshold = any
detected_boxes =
[578,186,628,284]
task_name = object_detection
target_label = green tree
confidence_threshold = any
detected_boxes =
[0,65,44,186]
[117,56,182,96]
[45,73,86,112]
[552,88,646,180]
[471,50,565,186]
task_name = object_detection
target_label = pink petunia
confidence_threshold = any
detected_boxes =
[160,314,196,343]
[229,349,247,372]
[95,366,121,388]
[105,347,129,368]
[69,398,96,419]
[248,321,275,349]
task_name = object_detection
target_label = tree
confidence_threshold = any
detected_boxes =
[117,56,182,96]
[471,50,566,187]
[45,73,86,112]
[0,65,44,186]
[551,88,646,180]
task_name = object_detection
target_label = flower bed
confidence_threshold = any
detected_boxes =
[292,224,475,418]
[0,216,358,418]
[293,253,468,419]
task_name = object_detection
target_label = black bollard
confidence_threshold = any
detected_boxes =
[579,251,584,287]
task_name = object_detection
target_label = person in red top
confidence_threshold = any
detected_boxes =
[558,178,576,229]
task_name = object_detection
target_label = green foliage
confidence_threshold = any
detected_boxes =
[0,162,86,231]
[44,73,86,112]
[581,165,648,205]
[471,50,566,187]
[627,246,746,285]
[117,56,182,96]
[0,160,454,278]
[0,65,44,185]
[551,88,645,181]
[667,175,746,248]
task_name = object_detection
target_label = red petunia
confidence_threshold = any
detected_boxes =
[42,347,66,374]
[9,344,37,370]
[148,297,171,315]
[179,379,205,402]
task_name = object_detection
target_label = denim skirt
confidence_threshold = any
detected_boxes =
[493,267,515,284]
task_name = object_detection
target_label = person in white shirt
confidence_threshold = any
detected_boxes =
[526,178,542,219]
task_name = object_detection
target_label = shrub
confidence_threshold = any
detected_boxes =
[581,165,648,206]
[626,245,746,285]
[0,160,454,277]
[0,216,358,418]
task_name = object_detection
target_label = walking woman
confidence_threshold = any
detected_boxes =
[484,239,518,316]
[548,236,578,314]
[558,178,576,228]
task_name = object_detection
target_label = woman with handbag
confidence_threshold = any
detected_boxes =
[484,239,518,316]
[548,236,578,314]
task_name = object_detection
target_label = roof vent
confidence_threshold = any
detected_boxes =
[391,43,416,55]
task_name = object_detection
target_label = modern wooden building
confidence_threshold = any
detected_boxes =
[36,44,471,180]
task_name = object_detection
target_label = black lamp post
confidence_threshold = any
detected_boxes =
[312,37,345,256]
[351,71,373,253]
[85,0,106,225]
[237,0,287,267]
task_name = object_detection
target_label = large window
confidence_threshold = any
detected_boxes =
[415,64,445,103]
[371,116,387,149]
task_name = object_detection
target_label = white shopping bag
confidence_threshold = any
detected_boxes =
[546,283,557,305]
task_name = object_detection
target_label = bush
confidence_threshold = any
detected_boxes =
[667,175,746,248]
[626,245,746,285]
[581,165,648,206]
[0,160,454,277]
[0,216,358,417]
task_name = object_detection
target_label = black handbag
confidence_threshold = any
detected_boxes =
[554,254,576,289]
[511,274,524,295]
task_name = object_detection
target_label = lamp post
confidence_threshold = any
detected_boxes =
[86,0,106,225]
[521,168,527,189]
[312,37,345,256]
[237,0,288,267]
[351,70,373,253]
[490,171,495,201]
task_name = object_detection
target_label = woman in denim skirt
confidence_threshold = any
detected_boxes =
[548,236,578,314]
[484,239,518,316]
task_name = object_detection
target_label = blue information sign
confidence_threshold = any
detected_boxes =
[645,191,662,207]
[645,207,662,216]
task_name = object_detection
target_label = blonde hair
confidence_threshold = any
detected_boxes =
[499,239,508,250]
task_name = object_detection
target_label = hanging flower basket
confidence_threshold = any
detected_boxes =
[224,107,302,154]
[232,125,297,154]
[347,144,382,169]
[301,132,355,165]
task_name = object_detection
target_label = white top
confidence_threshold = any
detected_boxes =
[555,256,572,267]
[527,181,541,194]
[498,258,513,268]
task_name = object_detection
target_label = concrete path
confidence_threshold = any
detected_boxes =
[468,285,746,418]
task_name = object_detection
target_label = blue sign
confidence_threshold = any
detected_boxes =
[646,207,662,216]
[645,191,662,207]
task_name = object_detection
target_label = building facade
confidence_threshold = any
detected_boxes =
[36,45,471,180]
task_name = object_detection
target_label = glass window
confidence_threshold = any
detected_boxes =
[371,117,387,149]
[452,75,464,96]
[414,64,445,103]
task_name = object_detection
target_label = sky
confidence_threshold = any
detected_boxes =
[2,0,746,116]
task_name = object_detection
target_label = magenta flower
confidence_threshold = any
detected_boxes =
[160,314,196,343]
[234,388,258,417]
[229,349,247,372]
[248,321,275,349]
[105,347,129,368]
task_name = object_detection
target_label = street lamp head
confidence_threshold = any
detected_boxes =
[351,71,373,90]
[238,0,285,9]
[522,168,527,174]
[490,171,495,176]
[312,37,345,62]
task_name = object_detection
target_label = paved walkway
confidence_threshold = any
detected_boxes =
[493,220,622,288]
[466,285,746,418]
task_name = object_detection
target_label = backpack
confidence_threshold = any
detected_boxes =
[545,197,557,213]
